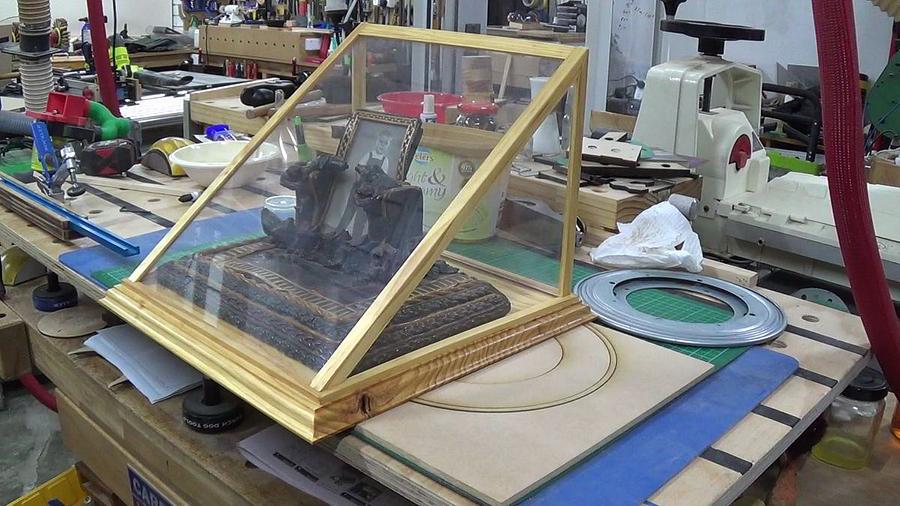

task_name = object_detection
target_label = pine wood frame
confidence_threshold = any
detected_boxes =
[100,24,591,442]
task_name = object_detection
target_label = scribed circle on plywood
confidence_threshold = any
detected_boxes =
[413,325,617,413]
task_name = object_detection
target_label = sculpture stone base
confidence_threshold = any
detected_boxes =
[154,238,512,373]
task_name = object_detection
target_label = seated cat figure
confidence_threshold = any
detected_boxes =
[343,162,425,282]
[263,155,348,253]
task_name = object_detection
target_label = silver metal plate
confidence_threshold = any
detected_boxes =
[575,270,786,347]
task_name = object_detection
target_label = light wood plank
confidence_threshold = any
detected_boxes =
[762,376,833,419]
[712,412,792,465]
[351,37,368,112]
[318,296,580,401]
[559,64,587,296]
[0,299,30,380]
[768,331,860,382]
[759,288,869,349]
[324,436,476,506]
[58,393,191,505]
[78,176,187,197]
[649,458,742,505]
[355,325,713,505]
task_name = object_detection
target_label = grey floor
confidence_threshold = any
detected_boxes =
[0,382,76,504]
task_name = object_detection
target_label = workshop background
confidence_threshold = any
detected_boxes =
[1,0,899,505]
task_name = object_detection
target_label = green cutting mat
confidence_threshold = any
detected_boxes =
[0,148,34,176]
[91,233,747,369]
[91,233,264,288]
[447,237,747,369]
[626,288,734,324]
[447,238,598,287]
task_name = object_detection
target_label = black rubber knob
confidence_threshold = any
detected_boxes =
[67,184,86,197]
[660,19,765,56]
[182,378,243,434]
[660,0,688,18]
[32,273,78,312]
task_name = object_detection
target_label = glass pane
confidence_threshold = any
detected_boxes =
[351,94,577,376]
[450,92,575,292]
[138,34,570,383]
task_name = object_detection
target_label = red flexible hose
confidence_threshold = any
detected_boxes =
[813,0,900,392]
[86,0,121,117]
[19,372,58,412]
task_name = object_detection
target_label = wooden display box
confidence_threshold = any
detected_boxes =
[102,24,590,442]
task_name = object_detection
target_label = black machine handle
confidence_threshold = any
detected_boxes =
[240,80,298,107]
[661,0,689,18]
[658,0,765,56]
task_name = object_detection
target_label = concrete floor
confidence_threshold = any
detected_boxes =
[0,382,76,505]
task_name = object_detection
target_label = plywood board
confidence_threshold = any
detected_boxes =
[355,324,713,505]
[507,166,701,240]
[38,305,107,338]
[581,137,642,167]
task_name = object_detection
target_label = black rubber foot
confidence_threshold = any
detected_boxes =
[32,273,78,312]
[182,383,243,434]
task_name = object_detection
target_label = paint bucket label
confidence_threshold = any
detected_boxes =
[407,146,508,241]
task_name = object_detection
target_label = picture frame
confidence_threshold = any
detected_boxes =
[336,111,423,180]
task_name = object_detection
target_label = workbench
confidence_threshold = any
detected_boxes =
[0,162,872,504]
[199,25,330,78]
[50,49,196,71]
[186,85,701,238]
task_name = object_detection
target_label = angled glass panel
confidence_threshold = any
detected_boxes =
[133,32,576,385]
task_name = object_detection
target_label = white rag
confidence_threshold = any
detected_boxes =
[590,201,704,272]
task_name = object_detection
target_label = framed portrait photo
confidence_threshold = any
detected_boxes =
[336,111,422,180]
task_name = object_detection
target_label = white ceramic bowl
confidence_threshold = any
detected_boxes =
[169,141,280,189]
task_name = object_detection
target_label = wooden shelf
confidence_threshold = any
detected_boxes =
[199,25,329,77]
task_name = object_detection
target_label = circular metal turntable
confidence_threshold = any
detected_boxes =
[576,270,786,347]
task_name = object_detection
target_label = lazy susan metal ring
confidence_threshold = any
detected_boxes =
[575,270,786,347]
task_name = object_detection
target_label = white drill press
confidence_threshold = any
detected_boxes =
[633,2,769,253]
[633,0,900,298]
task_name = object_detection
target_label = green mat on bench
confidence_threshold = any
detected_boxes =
[92,232,747,369]
[447,237,747,369]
